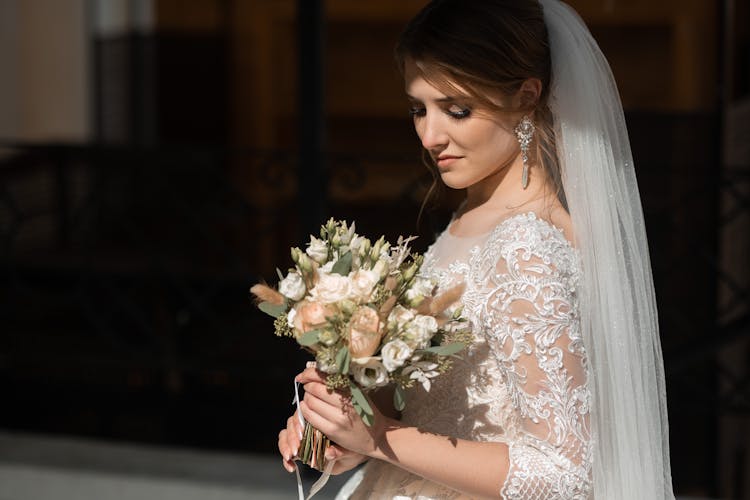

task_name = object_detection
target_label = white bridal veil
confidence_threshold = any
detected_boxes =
[540,0,675,498]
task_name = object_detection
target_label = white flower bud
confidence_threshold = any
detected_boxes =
[279,272,307,301]
[306,236,329,264]
[372,259,389,279]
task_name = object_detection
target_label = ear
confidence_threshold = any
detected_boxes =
[515,78,542,110]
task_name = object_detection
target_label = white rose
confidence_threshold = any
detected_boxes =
[278,272,306,301]
[349,269,380,302]
[319,260,335,273]
[411,276,435,297]
[350,356,389,389]
[387,305,415,331]
[412,314,438,335]
[309,272,351,303]
[403,314,438,349]
[381,339,413,372]
[306,236,329,264]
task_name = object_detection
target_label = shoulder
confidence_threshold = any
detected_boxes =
[480,211,580,280]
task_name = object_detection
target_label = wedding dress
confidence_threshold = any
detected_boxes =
[339,211,592,499]
[336,0,674,496]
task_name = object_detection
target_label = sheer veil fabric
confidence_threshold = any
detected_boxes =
[540,0,674,497]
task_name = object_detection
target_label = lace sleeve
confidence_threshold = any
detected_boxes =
[480,220,592,499]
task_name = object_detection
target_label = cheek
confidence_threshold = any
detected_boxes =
[413,120,425,141]
[462,122,516,163]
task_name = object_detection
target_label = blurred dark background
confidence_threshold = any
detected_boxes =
[0,0,748,498]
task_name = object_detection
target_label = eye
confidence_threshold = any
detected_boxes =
[408,106,426,118]
[447,104,471,120]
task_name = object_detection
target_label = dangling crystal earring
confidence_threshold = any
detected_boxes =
[514,115,535,189]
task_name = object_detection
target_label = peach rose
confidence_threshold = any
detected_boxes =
[348,306,382,358]
[292,300,335,335]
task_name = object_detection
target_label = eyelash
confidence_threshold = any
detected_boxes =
[408,106,472,120]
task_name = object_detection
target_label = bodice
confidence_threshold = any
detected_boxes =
[342,212,592,500]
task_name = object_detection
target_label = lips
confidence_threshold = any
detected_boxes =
[436,155,462,168]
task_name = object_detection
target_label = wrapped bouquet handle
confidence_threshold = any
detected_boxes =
[293,366,337,500]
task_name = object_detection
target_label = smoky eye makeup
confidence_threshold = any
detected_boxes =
[446,104,472,119]
[408,103,426,117]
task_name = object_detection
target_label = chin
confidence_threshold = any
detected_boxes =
[439,171,473,190]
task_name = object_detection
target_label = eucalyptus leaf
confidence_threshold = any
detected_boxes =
[298,329,322,346]
[361,410,374,427]
[349,383,373,417]
[259,301,287,319]
[331,251,353,276]
[421,342,465,356]
[352,400,375,427]
[335,346,351,374]
[393,385,406,412]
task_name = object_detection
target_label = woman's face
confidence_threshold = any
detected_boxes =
[404,61,520,191]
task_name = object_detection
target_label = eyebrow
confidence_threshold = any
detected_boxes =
[406,94,464,104]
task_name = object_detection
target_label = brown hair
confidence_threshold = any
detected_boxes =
[396,0,565,216]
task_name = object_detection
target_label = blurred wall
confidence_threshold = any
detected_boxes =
[0,0,90,142]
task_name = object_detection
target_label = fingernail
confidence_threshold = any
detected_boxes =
[292,446,298,457]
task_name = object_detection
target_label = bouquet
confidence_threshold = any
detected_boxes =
[251,219,470,471]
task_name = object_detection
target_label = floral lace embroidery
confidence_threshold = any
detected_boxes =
[474,214,592,499]
[346,213,592,500]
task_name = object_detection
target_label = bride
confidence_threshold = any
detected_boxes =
[278,0,674,498]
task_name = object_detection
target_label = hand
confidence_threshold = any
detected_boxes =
[296,366,394,459]
[278,410,304,473]
[323,443,369,475]
[278,409,369,475]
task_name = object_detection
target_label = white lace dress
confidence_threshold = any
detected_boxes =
[338,212,593,499]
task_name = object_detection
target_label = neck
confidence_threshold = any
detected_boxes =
[465,153,541,212]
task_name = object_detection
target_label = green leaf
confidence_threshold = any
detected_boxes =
[331,251,353,276]
[352,399,375,427]
[335,346,351,374]
[349,383,373,419]
[259,301,287,319]
[420,342,465,356]
[298,329,322,346]
[393,385,406,412]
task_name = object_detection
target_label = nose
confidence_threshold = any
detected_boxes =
[417,113,448,151]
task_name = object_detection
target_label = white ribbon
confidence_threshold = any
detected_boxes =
[292,370,337,500]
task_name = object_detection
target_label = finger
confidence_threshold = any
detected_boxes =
[304,383,354,415]
[302,381,336,401]
[285,417,300,458]
[299,399,333,437]
[303,391,342,419]
[281,457,296,473]
[302,394,351,433]
[328,443,357,458]
[325,443,346,461]
[293,410,304,440]
[277,430,296,473]
[295,366,327,384]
